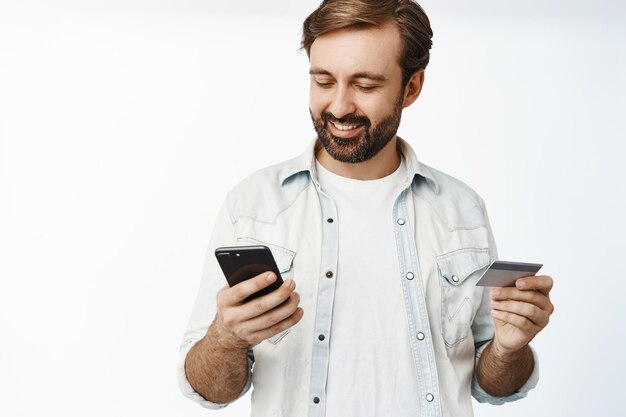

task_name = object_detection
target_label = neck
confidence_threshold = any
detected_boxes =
[315,136,401,180]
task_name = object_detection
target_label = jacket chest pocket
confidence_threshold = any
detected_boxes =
[436,248,490,347]
[236,237,296,345]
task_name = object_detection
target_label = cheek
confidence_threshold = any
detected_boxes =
[309,89,327,116]
[358,104,383,124]
[361,95,398,123]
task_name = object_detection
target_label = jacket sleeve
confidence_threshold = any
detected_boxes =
[470,198,539,404]
[177,197,254,409]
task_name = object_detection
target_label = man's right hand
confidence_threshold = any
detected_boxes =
[213,272,303,350]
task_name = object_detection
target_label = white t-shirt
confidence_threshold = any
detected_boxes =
[315,157,421,416]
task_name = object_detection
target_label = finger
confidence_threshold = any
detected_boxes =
[237,279,296,322]
[492,309,540,334]
[491,299,550,327]
[248,307,304,347]
[223,271,280,305]
[243,291,301,333]
[515,275,553,295]
[490,287,552,311]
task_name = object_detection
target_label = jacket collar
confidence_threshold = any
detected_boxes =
[278,136,439,194]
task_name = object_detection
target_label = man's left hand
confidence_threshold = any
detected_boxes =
[489,275,554,355]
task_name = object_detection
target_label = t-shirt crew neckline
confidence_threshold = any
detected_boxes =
[314,157,406,188]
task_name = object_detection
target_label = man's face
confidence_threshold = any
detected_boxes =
[309,21,407,163]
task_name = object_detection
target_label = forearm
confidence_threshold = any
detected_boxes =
[185,318,250,404]
[476,341,534,397]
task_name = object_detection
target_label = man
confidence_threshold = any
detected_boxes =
[178,1,554,416]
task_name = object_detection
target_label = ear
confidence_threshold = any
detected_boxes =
[402,69,425,108]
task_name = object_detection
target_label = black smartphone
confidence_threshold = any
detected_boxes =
[214,245,284,303]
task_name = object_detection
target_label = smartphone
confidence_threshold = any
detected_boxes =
[215,245,284,303]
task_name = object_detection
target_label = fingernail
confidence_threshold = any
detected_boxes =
[290,279,296,289]
[491,289,500,298]
[516,280,526,289]
[490,300,499,306]
[266,273,276,282]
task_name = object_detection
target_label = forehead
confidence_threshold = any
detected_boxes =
[309,21,403,78]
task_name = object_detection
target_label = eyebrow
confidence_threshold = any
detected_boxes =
[309,68,388,82]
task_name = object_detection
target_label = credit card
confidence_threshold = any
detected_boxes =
[475,260,543,287]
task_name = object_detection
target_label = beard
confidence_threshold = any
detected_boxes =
[310,93,404,163]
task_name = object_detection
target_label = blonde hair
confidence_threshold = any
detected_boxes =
[301,0,434,88]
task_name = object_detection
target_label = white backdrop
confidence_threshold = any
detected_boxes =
[1,1,624,416]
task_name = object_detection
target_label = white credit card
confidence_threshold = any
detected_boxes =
[475,260,543,287]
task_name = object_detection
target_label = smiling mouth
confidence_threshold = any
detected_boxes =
[329,121,365,138]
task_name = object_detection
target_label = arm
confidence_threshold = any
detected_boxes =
[476,275,554,396]
[184,272,303,404]
[476,340,534,397]
[471,198,552,401]
[185,319,251,404]
[178,199,302,408]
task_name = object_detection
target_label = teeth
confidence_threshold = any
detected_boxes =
[332,121,360,131]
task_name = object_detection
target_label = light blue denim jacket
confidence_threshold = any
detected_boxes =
[178,137,539,417]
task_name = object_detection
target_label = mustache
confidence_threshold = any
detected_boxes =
[322,112,371,128]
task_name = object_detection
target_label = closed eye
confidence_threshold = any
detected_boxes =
[314,80,334,89]
[313,80,379,92]
[355,85,378,92]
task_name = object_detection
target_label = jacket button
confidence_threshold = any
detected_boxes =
[327,218,334,223]
[313,397,320,404]
[406,272,414,280]
[397,218,406,225]
[318,334,325,341]
[451,275,459,283]
[417,332,425,341]
[326,271,334,278]
[426,393,434,402]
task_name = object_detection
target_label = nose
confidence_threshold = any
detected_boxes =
[327,86,356,120]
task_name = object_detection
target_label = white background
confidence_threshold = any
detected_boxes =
[1,1,624,416]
